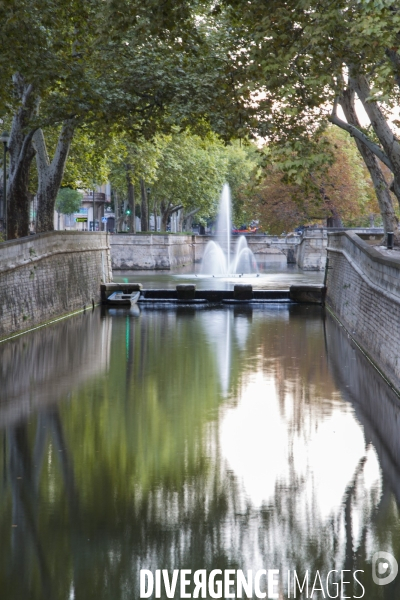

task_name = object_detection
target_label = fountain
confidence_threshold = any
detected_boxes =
[200,184,259,276]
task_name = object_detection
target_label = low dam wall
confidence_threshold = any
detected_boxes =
[0,231,112,339]
[111,228,327,271]
[326,231,400,391]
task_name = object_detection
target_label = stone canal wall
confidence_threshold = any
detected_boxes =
[326,231,400,390]
[0,231,112,339]
[111,234,194,270]
[111,229,327,271]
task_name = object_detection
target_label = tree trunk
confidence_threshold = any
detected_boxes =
[7,143,36,239]
[6,74,37,239]
[326,214,343,227]
[126,164,135,233]
[160,200,169,231]
[33,120,75,233]
[159,200,184,232]
[340,86,399,239]
[182,208,200,231]
[351,74,400,208]
[140,178,148,232]
[153,200,158,232]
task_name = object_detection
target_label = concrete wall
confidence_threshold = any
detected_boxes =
[326,231,400,390]
[111,234,195,270]
[0,231,112,339]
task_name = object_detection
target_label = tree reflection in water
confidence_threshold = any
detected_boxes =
[0,306,398,598]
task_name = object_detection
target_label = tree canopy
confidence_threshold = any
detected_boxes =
[107,129,259,232]
[250,127,380,234]
[4,0,400,236]
[0,0,251,238]
[219,0,400,236]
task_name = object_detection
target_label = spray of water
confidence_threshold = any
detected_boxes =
[200,184,258,276]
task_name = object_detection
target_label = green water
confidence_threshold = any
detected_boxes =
[0,305,399,599]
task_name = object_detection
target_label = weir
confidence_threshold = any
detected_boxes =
[100,283,326,305]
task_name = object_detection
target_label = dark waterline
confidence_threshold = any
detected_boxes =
[0,304,399,599]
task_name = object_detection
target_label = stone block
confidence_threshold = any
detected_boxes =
[233,284,253,300]
[290,284,325,304]
[176,284,196,300]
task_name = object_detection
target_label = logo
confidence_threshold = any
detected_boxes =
[372,552,398,586]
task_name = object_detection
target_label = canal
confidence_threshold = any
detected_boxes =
[0,303,399,599]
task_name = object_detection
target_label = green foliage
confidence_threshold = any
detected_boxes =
[0,0,249,140]
[61,128,111,189]
[150,129,227,218]
[55,188,83,215]
[108,137,161,198]
[221,0,400,159]
[251,126,378,233]
[106,129,259,226]
[1,0,258,237]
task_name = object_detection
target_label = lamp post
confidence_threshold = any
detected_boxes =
[146,187,151,231]
[1,131,9,239]
[92,188,95,231]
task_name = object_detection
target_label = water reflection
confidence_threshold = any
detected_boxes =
[0,312,111,427]
[0,307,398,598]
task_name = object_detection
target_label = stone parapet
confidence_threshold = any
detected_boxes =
[111,232,329,270]
[111,234,195,270]
[326,231,400,390]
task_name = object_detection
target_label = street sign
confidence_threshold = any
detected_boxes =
[76,217,88,222]
[101,217,108,223]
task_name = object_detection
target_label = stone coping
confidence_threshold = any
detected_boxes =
[0,231,110,274]
[327,230,400,270]
[1,230,108,247]
[111,234,194,245]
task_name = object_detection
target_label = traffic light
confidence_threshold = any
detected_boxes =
[126,207,131,215]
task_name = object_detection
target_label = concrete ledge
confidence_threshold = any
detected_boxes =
[0,231,110,274]
[289,284,326,304]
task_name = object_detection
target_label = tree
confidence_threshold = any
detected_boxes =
[148,130,227,231]
[108,137,160,232]
[55,188,83,216]
[249,127,379,234]
[1,0,254,239]
[224,141,262,226]
[220,0,400,237]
